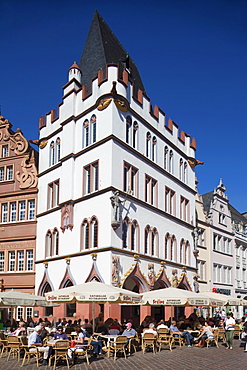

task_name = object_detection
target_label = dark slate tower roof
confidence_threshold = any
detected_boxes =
[79,11,145,96]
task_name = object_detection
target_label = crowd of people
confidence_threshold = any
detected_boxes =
[2,309,247,365]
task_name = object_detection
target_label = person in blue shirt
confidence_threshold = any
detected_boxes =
[28,326,49,365]
[170,320,194,347]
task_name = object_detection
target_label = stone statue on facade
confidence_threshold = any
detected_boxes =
[148,263,156,287]
[110,191,123,223]
[112,256,120,286]
[171,269,178,287]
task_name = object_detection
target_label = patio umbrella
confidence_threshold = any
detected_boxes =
[140,287,221,307]
[200,291,244,306]
[45,281,142,331]
[45,281,141,304]
[0,289,59,307]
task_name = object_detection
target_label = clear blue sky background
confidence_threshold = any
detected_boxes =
[1,0,246,213]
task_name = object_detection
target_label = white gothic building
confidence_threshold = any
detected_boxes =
[35,11,200,324]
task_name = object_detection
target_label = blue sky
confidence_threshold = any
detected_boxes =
[1,0,246,213]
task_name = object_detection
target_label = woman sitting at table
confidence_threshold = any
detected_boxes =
[12,321,27,336]
[53,327,69,340]
[80,325,103,356]
[194,322,214,347]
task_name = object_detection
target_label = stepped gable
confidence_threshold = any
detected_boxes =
[79,10,145,97]
[201,191,214,214]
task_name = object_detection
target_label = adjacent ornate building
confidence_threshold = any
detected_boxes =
[0,116,38,321]
[196,179,247,319]
[35,11,201,324]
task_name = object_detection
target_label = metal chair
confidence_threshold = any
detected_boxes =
[142,332,156,354]
[109,335,127,360]
[20,336,40,367]
[156,328,172,351]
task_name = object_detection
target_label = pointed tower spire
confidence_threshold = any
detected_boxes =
[79,11,145,96]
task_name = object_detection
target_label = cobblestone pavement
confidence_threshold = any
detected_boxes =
[0,340,246,370]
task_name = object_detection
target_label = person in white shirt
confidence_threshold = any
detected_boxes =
[156,320,169,331]
[28,326,49,366]
[143,323,158,337]
[225,313,236,350]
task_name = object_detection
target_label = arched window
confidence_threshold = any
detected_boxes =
[50,141,55,166]
[64,280,76,317]
[91,115,97,143]
[152,137,157,162]
[126,116,132,144]
[179,158,183,180]
[45,230,52,257]
[82,219,89,249]
[130,220,139,252]
[170,235,177,262]
[91,217,98,248]
[180,239,184,264]
[151,228,158,257]
[185,241,190,265]
[122,218,129,248]
[133,121,138,149]
[146,132,151,158]
[56,138,61,162]
[83,119,89,147]
[183,162,187,183]
[169,150,173,173]
[144,226,150,254]
[165,233,169,260]
[42,282,53,316]
[164,146,168,170]
[53,229,59,256]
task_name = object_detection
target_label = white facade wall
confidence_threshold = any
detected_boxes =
[35,65,198,294]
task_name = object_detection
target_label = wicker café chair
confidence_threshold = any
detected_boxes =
[234,325,242,340]
[142,332,156,354]
[109,335,127,360]
[0,332,8,358]
[157,328,172,351]
[73,342,93,365]
[52,340,70,369]
[218,328,226,343]
[170,332,185,347]
[205,329,219,348]
[7,335,21,362]
[20,336,40,367]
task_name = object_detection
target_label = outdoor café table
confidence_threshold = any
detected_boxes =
[98,334,119,358]
[187,330,200,338]
[47,339,60,346]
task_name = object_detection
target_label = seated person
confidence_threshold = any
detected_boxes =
[170,320,194,347]
[12,321,27,335]
[194,322,214,347]
[95,320,108,335]
[84,319,93,335]
[28,326,49,366]
[122,322,136,350]
[156,320,168,330]
[179,319,193,331]
[241,327,247,351]
[108,320,121,335]
[53,327,69,340]
[143,323,158,337]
